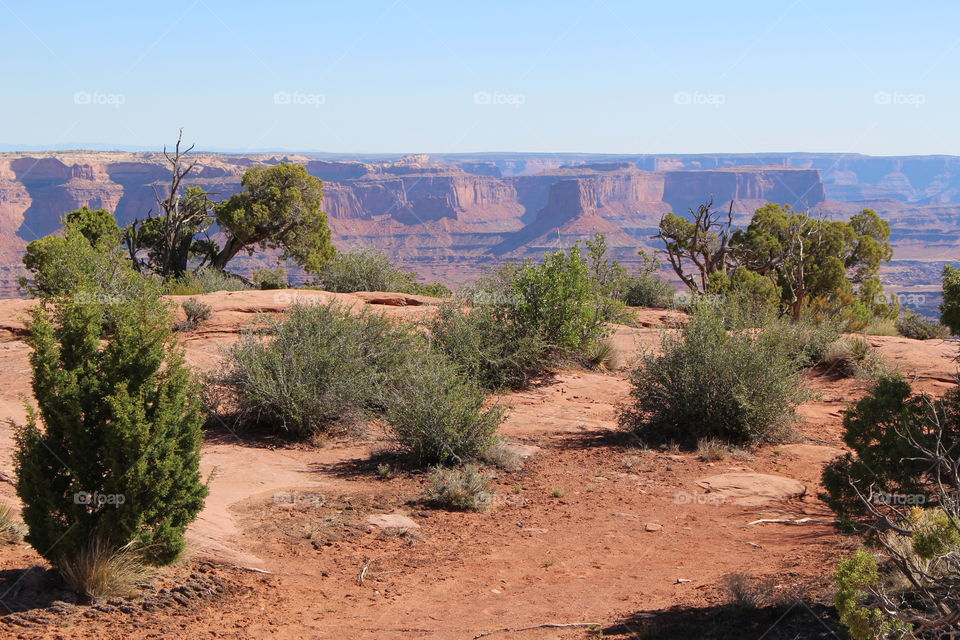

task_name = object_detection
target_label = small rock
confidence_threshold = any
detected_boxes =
[645,523,663,532]
[677,578,692,583]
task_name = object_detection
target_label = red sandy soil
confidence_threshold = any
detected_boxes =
[0,291,955,639]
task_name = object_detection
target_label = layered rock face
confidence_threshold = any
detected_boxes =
[0,150,955,294]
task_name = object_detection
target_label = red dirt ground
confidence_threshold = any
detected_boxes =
[0,291,954,639]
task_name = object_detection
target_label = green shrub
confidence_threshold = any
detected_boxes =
[313,248,448,296]
[765,316,845,367]
[428,302,547,391]
[385,352,504,465]
[423,465,492,511]
[834,550,910,640]
[942,265,960,334]
[251,267,288,290]
[162,268,251,295]
[15,288,207,568]
[19,207,128,299]
[619,300,806,446]
[512,243,608,353]
[896,313,950,340]
[821,374,960,525]
[214,302,421,438]
[622,273,674,308]
[180,297,212,330]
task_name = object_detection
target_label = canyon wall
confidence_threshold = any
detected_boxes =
[1,150,958,294]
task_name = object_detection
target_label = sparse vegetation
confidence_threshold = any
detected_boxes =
[423,465,492,512]
[214,302,422,438]
[480,441,524,472]
[251,266,288,290]
[619,300,806,446]
[896,313,950,340]
[180,297,212,330]
[313,247,449,296]
[162,268,252,295]
[820,336,889,378]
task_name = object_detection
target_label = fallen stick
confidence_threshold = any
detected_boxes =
[473,622,603,638]
[747,517,836,526]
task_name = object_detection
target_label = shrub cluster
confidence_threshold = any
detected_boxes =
[619,300,807,446]
[430,238,618,391]
[214,302,502,464]
[895,313,950,340]
[312,248,450,297]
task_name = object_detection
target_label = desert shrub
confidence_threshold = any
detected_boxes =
[384,351,504,465]
[58,538,154,602]
[512,243,608,353]
[428,302,547,391]
[406,281,452,298]
[215,302,421,437]
[163,268,251,295]
[896,313,950,340]
[19,207,130,299]
[619,300,806,446]
[480,440,524,472]
[583,337,619,371]
[179,297,212,330]
[251,266,287,290]
[822,375,960,526]
[942,265,960,334]
[431,240,616,390]
[15,288,207,569]
[622,273,674,308]
[820,336,889,378]
[423,465,492,511]
[833,507,960,639]
[765,316,845,367]
[312,248,449,296]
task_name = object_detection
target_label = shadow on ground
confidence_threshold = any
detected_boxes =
[603,600,847,639]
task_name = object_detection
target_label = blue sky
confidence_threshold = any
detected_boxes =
[0,0,956,154]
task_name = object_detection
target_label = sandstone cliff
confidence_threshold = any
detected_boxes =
[1,150,956,294]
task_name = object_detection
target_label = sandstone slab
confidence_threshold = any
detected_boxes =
[695,473,806,507]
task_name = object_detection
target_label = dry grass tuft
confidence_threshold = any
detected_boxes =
[58,539,155,602]
[423,465,492,512]
[480,441,524,472]
[0,504,24,544]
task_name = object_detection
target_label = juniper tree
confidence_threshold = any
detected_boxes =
[14,285,207,566]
